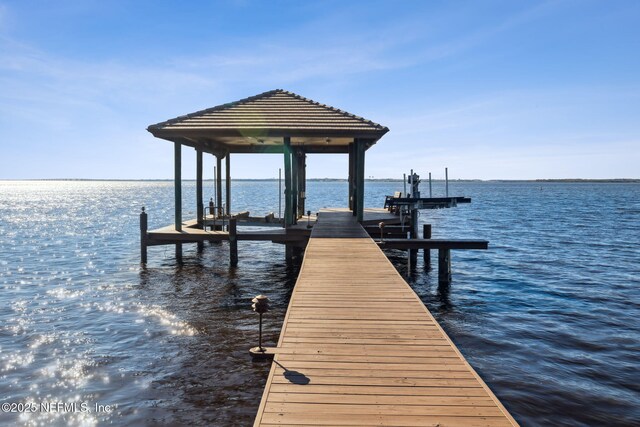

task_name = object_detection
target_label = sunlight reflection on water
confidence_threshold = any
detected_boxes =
[0,180,638,426]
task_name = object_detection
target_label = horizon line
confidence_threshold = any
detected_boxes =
[1,178,639,183]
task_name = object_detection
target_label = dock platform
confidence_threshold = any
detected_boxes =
[254,210,517,426]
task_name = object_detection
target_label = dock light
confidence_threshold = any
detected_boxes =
[251,295,270,354]
[307,210,312,228]
[379,222,385,242]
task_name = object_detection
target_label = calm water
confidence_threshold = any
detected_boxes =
[0,180,638,426]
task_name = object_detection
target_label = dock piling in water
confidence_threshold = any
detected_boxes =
[438,248,452,284]
[229,218,238,266]
[423,223,432,269]
[140,207,147,264]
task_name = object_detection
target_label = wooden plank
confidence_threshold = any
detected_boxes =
[254,210,518,427]
[268,383,492,397]
[268,361,468,371]
[264,402,505,417]
[267,392,495,406]
[271,366,475,379]
[260,412,512,427]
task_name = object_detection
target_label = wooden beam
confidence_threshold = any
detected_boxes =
[149,127,388,141]
[196,149,203,226]
[174,141,182,231]
[377,239,488,250]
[283,137,293,227]
[225,153,231,216]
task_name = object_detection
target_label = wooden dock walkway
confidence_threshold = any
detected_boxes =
[254,210,517,426]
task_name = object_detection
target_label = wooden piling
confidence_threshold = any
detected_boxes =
[140,207,147,264]
[283,137,293,227]
[196,149,204,252]
[423,223,432,269]
[285,244,293,262]
[355,139,366,222]
[445,167,449,198]
[216,156,223,215]
[229,217,238,266]
[174,144,183,264]
[174,142,182,231]
[196,149,203,226]
[438,248,451,284]
[409,208,418,266]
[429,172,432,197]
[348,143,355,211]
[291,148,298,224]
[176,243,183,263]
[297,151,306,218]
[226,154,231,216]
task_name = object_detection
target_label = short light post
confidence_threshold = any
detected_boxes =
[379,221,385,242]
[307,210,312,228]
[250,295,273,358]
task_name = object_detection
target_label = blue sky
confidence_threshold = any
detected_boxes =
[0,0,638,179]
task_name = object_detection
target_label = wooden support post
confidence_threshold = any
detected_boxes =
[423,223,432,269]
[285,244,293,263]
[229,217,238,266]
[355,139,366,222]
[429,172,432,197]
[196,149,203,227]
[438,248,451,284]
[283,137,293,227]
[175,243,183,263]
[348,143,355,211]
[297,151,306,218]
[409,208,418,266]
[140,207,147,264]
[196,150,204,252]
[174,142,182,231]
[216,156,223,216]
[291,148,298,224]
[226,154,231,216]
[445,167,449,198]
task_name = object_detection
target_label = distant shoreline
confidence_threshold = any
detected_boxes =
[2,178,639,183]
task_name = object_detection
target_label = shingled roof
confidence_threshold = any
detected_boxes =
[147,89,389,154]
